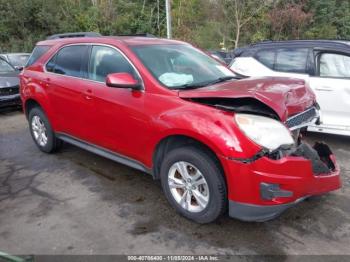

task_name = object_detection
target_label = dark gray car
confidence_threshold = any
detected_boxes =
[0,58,20,108]
[0,53,30,70]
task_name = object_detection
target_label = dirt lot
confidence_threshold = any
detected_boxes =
[1,110,350,255]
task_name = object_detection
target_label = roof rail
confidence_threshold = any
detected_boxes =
[116,33,156,38]
[46,32,102,40]
[251,39,350,47]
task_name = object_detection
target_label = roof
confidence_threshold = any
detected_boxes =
[37,36,187,47]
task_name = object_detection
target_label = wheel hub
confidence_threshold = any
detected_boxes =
[168,161,209,213]
[31,115,48,147]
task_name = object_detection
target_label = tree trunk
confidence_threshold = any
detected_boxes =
[235,25,240,48]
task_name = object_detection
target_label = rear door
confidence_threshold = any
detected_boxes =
[44,44,95,140]
[308,52,350,133]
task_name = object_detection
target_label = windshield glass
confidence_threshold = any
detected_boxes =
[8,54,30,67]
[0,59,15,73]
[132,44,235,89]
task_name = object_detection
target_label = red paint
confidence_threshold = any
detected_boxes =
[106,72,140,89]
[20,36,340,208]
[179,77,316,121]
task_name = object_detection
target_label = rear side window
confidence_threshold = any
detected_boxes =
[275,48,309,73]
[255,49,275,69]
[50,45,89,78]
[26,45,51,67]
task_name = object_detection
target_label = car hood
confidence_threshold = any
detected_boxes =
[0,72,20,88]
[178,77,316,121]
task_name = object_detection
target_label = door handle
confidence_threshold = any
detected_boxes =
[315,86,333,92]
[84,89,93,100]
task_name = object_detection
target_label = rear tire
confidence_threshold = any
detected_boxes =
[28,107,62,153]
[160,146,227,223]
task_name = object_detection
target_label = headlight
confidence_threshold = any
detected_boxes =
[235,113,294,151]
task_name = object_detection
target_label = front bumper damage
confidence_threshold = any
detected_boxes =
[222,141,341,222]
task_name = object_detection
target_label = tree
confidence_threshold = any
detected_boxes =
[220,0,272,48]
[268,1,313,40]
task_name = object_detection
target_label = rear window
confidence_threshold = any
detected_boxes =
[26,45,51,67]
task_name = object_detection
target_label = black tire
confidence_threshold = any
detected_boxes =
[160,146,227,223]
[28,107,62,153]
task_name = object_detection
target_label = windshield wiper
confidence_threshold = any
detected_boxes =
[208,76,238,85]
[173,76,237,90]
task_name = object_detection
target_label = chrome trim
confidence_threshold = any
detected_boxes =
[286,107,319,131]
[56,133,152,174]
[42,43,145,91]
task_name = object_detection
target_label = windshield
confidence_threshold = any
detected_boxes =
[132,44,235,89]
[0,59,15,73]
[8,54,30,67]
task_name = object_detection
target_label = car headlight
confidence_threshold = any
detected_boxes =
[235,113,294,151]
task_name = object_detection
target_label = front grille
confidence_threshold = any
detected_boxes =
[0,86,19,96]
[286,107,317,130]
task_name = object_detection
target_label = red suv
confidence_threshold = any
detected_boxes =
[20,34,341,223]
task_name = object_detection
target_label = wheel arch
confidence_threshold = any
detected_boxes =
[152,134,226,183]
[24,98,43,119]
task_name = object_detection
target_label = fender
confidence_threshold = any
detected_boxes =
[145,105,262,167]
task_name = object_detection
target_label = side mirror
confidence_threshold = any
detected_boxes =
[106,73,142,90]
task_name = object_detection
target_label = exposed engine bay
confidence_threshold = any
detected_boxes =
[190,97,334,175]
[272,140,336,174]
[190,97,280,120]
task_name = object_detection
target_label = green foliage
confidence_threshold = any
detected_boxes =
[0,0,349,52]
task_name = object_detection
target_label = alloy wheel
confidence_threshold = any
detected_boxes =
[31,115,48,147]
[168,161,209,213]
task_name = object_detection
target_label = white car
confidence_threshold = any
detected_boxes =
[230,40,350,136]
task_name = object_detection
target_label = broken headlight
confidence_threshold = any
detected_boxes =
[235,113,294,151]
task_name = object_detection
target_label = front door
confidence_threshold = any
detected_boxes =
[83,45,150,162]
[309,52,350,134]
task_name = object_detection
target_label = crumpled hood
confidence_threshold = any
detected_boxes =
[0,72,20,88]
[178,77,316,121]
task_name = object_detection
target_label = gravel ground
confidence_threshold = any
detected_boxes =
[0,110,349,256]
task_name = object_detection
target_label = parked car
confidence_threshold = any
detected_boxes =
[230,40,350,136]
[20,34,340,223]
[0,57,21,108]
[0,53,30,70]
[208,50,233,65]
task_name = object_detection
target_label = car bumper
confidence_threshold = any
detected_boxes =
[221,144,341,222]
[0,94,21,108]
[228,197,308,222]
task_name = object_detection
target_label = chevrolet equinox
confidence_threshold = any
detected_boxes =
[20,34,341,223]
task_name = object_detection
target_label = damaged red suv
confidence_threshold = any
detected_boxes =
[20,34,341,223]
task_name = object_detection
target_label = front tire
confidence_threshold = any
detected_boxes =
[28,107,62,153]
[160,146,227,223]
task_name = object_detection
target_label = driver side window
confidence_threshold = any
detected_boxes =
[88,46,136,82]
